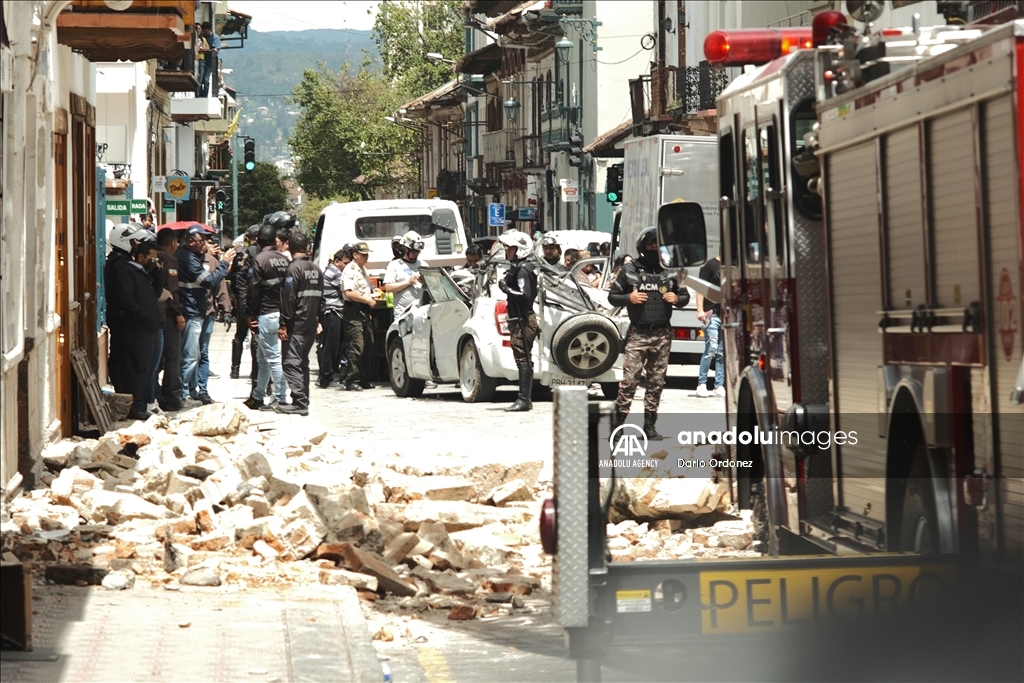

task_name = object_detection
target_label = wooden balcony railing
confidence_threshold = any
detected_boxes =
[57,0,194,63]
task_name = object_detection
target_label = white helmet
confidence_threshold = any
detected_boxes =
[498,229,532,256]
[401,230,424,252]
[108,222,153,253]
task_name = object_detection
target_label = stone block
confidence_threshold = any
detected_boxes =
[189,532,232,552]
[319,568,378,590]
[376,500,525,532]
[180,567,221,586]
[199,465,244,505]
[244,493,272,518]
[382,532,421,565]
[487,479,533,507]
[276,518,324,561]
[252,539,279,560]
[191,404,248,437]
[165,472,201,497]
[324,509,383,552]
[336,543,416,597]
[235,452,273,480]
[410,566,475,595]
[278,490,327,539]
[117,421,153,447]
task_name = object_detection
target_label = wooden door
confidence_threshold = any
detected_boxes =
[54,112,72,436]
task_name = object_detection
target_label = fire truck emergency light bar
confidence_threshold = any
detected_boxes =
[704,10,846,66]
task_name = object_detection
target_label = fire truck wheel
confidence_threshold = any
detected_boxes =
[899,450,940,553]
[388,339,425,398]
[552,314,620,380]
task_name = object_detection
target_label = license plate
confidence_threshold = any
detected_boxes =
[699,563,957,635]
[549,373,588,387]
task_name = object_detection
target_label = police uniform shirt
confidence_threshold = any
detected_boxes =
[384,257,429,312]
[341,260,373,300]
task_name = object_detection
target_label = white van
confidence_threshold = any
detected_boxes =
[312,199,469,278]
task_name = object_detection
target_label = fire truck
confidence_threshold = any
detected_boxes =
[543,6,1023,681]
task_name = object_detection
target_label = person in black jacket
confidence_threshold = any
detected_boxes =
[608,227,689,439]
[497,230,538,412]
[105,223,154,395]
[115,239,163,420]
[278,232,323,415]
[241,222,290,410]
[229,225,260,380]
[155,227,185,411]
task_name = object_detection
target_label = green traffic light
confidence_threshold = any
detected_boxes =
[245,161,255,171]
[607,192,618,202]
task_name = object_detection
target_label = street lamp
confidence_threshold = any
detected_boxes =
[426,52,456,64]
[503,96,521,124]
[451,137,467,155]
[555,37,574,64]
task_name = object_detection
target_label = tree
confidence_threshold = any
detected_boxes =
[372,0,465,94]
[289,64,416,200]
[236,161,289,230]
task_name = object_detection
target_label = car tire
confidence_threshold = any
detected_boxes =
[460,339,497,403]
[551,314,620,380]
[388,339,425,398]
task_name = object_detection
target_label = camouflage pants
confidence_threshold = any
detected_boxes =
[615,324,672,415]
[509,314,539,367]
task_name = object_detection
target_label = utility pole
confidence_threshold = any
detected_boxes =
[231,130,239,236]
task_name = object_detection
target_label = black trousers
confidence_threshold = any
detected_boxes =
[125,329,157,415]
[317,311,345,385]
[343,312,372,386]
[282,324,316,408]
[231,312,257,376]
[159,314,184,405]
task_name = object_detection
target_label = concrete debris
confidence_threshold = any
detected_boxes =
[3,407,758,624]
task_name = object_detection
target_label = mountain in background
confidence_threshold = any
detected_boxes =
[221,28,379,163]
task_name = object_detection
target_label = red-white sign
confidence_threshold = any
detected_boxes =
[995,267,1018,361]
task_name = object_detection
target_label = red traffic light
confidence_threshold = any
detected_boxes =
[704,28,813,66]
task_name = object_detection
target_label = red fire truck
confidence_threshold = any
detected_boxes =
[706,10,1023,565]
[543,7,1022,681]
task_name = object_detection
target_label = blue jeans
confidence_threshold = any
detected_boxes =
[252,312,287,404]
[146,329,164,404]
[180,316,204,401]
[697,313,723,389]
[194,314,214,395]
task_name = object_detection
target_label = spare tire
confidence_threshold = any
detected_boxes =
[551,313,620,379]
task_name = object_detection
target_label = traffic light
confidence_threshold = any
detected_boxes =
[243,138,256,171]
[215,189,227,212]
[567,130,588,168]
[605,163,623,204]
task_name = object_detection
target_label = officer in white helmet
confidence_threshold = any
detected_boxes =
[105,223,157,397]
[383,230,429,315]
[497,229,538,412]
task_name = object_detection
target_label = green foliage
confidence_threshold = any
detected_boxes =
[372,0,465,94]
[298,194,350,232]
[289,64,416,200]
[236,161,289,229]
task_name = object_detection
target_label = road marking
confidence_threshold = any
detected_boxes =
[418,647,456,683]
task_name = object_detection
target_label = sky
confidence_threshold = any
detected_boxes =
[230,1,380,33]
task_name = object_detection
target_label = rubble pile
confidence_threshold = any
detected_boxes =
[2,404,757,621]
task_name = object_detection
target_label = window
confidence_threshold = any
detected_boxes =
[762,123,787,278]
[742,127,762,266]
[790,98,822,220]
[355,215,436,240]
[421,269,467,303]
[720,131,738,267]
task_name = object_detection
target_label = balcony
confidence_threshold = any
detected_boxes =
[170,95,223,122]
[513,135,542,172]
[57,0,194,63]
[482,130,514,167]
[155,44,198,93]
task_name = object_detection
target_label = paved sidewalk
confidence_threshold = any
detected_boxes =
[0,583,383,683]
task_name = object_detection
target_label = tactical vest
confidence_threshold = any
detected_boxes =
[634,270,672,326]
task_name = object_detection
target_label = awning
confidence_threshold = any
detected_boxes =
[400,79,463,114]
[583,120,633,157]
[455,42,503,75]
[487,0,547,31]
[461,0,522,17]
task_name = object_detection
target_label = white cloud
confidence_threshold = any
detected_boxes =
[231,1,379,33]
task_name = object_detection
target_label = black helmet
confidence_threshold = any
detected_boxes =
[257,223,278,246]
[636,227,658,253]
[265,211,296,230]
[245,224,260,241]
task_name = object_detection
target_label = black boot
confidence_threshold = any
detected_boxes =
[231,337,244,378]
[611,409,628,430]
[505,365,534,412]
[644,411,664,441]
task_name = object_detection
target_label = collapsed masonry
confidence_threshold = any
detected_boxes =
[1,404,756,619]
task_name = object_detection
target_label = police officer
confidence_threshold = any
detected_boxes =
[229,225,260,379]
[383,230,428,315]
[154,226,185,411]
[497,230,538,412]
[317,247,351,388]
[113,234,162,420]
[278,232,322,415]
[241,221,291,410]
[539,235,566,272]
[105,223,155,395]
[608,227,689,439]
[341,242,383,391]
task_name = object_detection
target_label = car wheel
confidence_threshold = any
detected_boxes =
[460,340,497,403]
[551,314,620,380]
[388,339,425,398]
